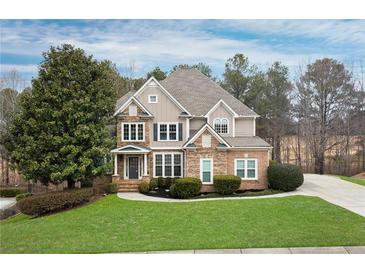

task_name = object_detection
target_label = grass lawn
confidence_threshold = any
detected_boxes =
[338,176,365,187]
[1,195,365,253]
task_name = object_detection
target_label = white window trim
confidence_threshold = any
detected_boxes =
[121,122,145,142]
[157,122,179,141]
[200,158,213,184]
[153,152,183,178]
[234,158,258,180]
[213,117,229,134]
[148,95,158,103]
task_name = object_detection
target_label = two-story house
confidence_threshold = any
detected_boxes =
[111,68,272,192]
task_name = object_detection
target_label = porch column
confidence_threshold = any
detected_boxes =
[113,154,119,176]
[144,154,148,176]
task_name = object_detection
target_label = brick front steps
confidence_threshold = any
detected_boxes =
[117,180,141,192]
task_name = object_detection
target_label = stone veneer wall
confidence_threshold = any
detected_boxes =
[186,129,270,192]
[113,104,152,183]
[116,106,151,148]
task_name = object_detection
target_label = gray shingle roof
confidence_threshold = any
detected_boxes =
[115,91,134,112]
[161,69,258,116]
[224,136,271,148]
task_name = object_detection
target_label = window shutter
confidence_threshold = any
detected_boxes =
[178,123,183,141]
[153,123,158,141]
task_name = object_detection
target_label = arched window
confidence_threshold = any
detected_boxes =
[214,118,229,134]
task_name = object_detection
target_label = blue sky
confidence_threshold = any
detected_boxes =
[1,19,364,87]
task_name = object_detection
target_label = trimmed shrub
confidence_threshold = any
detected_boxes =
[268,163,304,191]
[16,192,33,201]
[157,177,165,188]
[17,188,94,216]
[157,177,170,188]
[149,178,158,190]
[157,177,176,188]
[0,188,22,197]
[107,183,118,194]
[213,175,241,195]
[165,177,173,187]
[170,177,202,199]
[138,181,150,194]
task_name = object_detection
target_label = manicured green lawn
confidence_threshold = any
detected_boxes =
[1,195,365,253]
[338,176,365,187]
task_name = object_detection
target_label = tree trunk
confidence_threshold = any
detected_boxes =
[273,135,281,163]
[5,160,9,185]
[297,123,302,168]
[314,151,325,174]
[1,157,4,185]
[67,179,76,189]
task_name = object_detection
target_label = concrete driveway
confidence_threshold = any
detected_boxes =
[119,174,365,217]
[298,174,365,217]
[0,197,16,210]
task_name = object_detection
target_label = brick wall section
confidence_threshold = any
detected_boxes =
[227,150,269,191]
[186,129,269,192]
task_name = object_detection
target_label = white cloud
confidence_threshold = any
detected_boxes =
[0,20,363,78]
[218,20,365,45]
[0,64,38,74]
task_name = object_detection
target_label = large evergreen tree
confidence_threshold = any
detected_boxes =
[221,53,256,100]
[2,44,117,188]
[262,62,292,162]
[146,66,167,81]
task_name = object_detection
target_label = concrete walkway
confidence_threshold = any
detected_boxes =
[129,246,365,254]
[118,174,365,216]
[0,197,16,210]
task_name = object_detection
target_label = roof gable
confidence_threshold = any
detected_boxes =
[183,123,231,148]
[113,96,153,117]
[134,77,191,116]
[205,99,238,121]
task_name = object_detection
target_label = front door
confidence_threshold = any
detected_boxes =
[128,157,139,179]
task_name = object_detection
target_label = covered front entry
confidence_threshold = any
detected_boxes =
[111,144,151,181]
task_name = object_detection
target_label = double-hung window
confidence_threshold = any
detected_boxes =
[158,123,178,141]
[155,155,163,176]
[154,153,182,177]
[200,159,213,184]
[235,159,257,180]
[122,123,144,141]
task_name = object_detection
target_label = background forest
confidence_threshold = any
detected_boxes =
[1,51,364,186]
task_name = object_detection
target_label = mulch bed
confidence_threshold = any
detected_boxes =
[144,187,282,200]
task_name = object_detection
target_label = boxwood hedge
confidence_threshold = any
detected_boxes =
[138,181,150,194]
[213,175,241,195]
[17,188,94,216]
[268,163,304,191]
[170,177,202,199]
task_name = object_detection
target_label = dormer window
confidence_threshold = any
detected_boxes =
[148,95,158,103]
[214,118,229,134]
